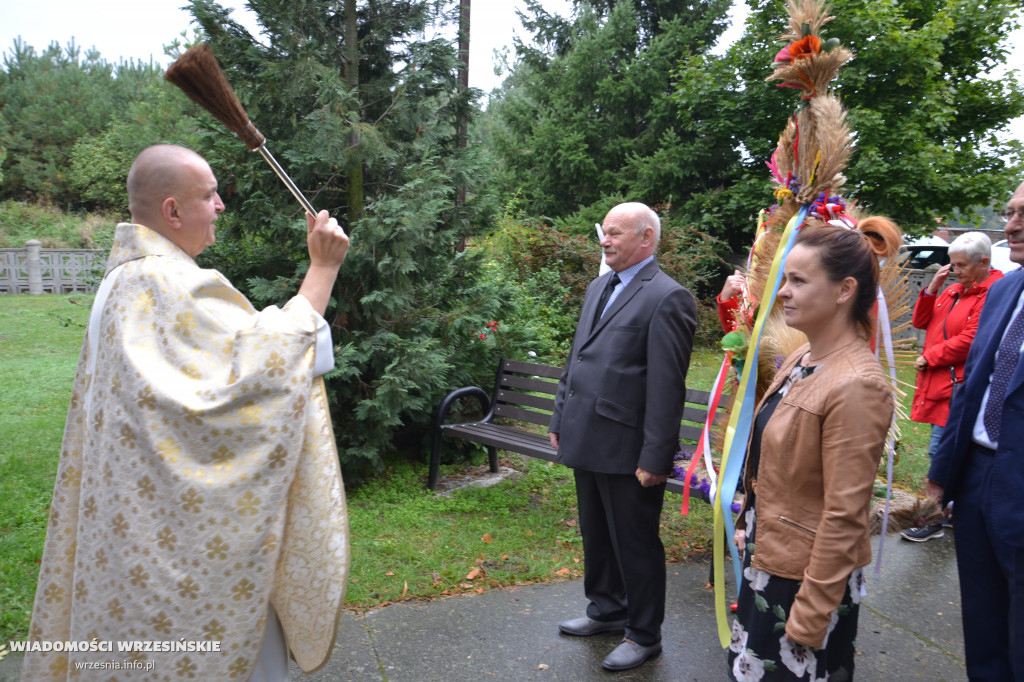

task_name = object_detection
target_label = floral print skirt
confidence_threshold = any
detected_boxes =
[727,513,863,681]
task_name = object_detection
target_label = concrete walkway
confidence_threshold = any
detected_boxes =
[0,532,965,681]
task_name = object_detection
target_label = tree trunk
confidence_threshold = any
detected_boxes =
[455,0,470,250]
[345,0,364,225]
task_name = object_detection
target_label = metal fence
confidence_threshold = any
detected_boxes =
[0,241,105,295]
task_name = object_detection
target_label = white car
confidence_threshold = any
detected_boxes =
[991,239,1020,274]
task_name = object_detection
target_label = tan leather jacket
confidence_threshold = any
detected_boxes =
[737,340,893,649]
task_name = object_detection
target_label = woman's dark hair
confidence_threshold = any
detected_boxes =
[795,216,903,337]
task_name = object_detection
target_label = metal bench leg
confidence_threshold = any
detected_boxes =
[488,446,498,474]
[429,430,442,490]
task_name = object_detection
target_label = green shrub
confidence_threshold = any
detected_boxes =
[0,200,117,249]
[477,201,729,358]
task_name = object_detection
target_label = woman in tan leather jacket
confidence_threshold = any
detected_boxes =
[727,218,901,681]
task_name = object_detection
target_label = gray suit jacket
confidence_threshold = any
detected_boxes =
[549,259,697,475]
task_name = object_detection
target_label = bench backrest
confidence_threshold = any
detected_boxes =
[491,358,731,450]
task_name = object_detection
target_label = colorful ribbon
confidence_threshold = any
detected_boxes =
[681,350,732,515]
[872,286,899,574]
[712,205,809,648]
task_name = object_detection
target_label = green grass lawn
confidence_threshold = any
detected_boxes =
[0,294,931,642]
[0,294,93,641]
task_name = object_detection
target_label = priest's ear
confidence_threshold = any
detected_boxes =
[161,196,184,230]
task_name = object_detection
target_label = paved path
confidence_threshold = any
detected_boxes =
[0,532,966,681]
[299,531,965,681]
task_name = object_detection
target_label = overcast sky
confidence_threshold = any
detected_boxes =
[0,0,582,93]
[0,1,1018,137]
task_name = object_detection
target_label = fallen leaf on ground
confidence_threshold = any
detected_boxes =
[481,533,493,543]
[466,568,482,580]
[555,567,570,576]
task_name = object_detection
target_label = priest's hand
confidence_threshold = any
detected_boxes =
[307,210,350,269]
[299,210,349,315]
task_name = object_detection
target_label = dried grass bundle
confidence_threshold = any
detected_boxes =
[767,47,852,95]
[781,0,836,41]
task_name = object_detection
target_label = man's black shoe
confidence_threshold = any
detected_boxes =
[557,616,628,637]
[601,638,663,671]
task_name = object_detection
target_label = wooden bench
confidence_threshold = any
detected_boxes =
[429,357,729,493]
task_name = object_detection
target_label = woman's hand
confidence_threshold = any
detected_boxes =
[721,270,746,300]
[926,264,952,294]
[734,528,746,555]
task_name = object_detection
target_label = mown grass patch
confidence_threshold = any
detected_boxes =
[0,293,931,639]
[0,294,93,641]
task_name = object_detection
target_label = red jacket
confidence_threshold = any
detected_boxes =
[717,294,756,332]
[911,269,1002,425]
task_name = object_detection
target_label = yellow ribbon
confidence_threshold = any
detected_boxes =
[712,207,806,647]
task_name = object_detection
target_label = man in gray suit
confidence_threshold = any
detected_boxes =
[549,202,697,671]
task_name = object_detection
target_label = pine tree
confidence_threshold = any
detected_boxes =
[186,0,504,476]
[489,0,733,218]
[0,40,164,205]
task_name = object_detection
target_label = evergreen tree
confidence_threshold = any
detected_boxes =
[670,0,1024,244]
[489,0,733,218]
[0,40,175,206]
[184,0,505,476]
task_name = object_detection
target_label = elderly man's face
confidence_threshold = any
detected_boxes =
[600,213,654,272]
[1005,182,1024,266]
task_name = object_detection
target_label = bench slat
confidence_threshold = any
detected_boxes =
[494,403,553,427]
[684,387,714,405]
[677,424,704,443]
[502,358,563,380]
[496,388,555,412]
[444,423,557,461]
[498,373,560,395]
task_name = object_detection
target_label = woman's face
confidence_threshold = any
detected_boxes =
[949,251,989,287]
[779,243,853,335]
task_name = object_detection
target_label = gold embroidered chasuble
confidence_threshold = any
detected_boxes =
[24,224,349,680]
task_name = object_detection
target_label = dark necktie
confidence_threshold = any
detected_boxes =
[593,273,620,327]
[982,304,1024,443]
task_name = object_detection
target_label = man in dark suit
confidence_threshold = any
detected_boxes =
[548,202,697,671]
[927,180,1024,681]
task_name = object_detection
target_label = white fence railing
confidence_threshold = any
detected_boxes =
[0,241,105,295]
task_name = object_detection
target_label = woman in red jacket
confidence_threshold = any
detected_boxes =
[903,232,1003,542]
[718,270,756,332]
